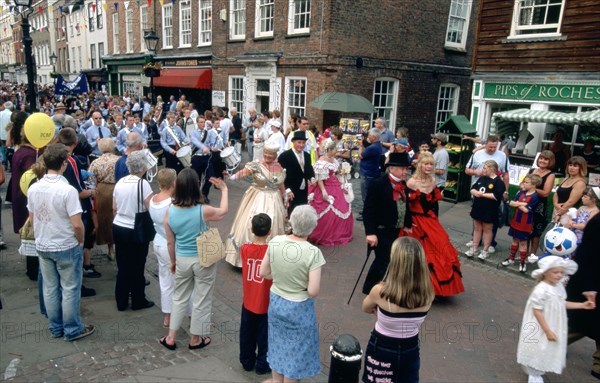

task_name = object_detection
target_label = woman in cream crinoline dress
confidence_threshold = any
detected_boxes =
[225,155,287,267]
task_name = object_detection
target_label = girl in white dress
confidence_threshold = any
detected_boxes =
[517,256,595,383]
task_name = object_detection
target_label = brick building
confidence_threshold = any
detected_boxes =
[211,0,478,140]
[104,0,477,141]
[103,0,158,100]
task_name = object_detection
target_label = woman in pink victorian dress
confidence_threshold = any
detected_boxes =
[308,140,354,246]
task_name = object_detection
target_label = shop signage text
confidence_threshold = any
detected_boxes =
[484,83,600,104]
[163,59,208,67]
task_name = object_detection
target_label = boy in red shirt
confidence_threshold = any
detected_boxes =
[239,213,273,375]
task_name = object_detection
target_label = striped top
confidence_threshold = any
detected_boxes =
[375,306,428,339]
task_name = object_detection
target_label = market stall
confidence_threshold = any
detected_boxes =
[491,108,600,191]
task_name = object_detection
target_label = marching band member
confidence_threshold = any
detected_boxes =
[190,116,211,194]
[160,112,189,174]
[201,120,226,203]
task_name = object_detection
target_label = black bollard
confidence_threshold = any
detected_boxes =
[328,334,362,383]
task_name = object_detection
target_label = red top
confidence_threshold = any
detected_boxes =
[241,244,272,314]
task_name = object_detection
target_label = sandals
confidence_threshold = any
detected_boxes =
[159,336,177,351]
[188,336,211,350]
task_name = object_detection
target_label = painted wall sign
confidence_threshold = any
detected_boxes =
[484,83,600,104]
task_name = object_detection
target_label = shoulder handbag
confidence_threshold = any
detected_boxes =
[134,178,156,243]
[196,207,225,267]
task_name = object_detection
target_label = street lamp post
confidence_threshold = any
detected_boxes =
[15,0,36,112]
[49,52,57,85]
[143,30,160,104]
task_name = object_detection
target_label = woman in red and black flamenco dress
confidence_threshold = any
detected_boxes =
[401,153,464,297]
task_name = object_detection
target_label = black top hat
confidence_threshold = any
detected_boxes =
[291,130,308,141]
[386,152,411,167]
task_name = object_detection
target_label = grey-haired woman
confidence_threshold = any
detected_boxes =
[260,205,326,382]
[112,151,154,311]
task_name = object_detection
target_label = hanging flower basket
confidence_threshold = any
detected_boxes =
[143,62,162,77]
[50,72,59,79]
[144,68,161,77]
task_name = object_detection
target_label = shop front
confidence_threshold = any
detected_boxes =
[151,57,212,112]
[470,79,600,189]
[103,55,149,98]
[81,68,109,92]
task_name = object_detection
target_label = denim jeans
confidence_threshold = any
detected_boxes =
[362,330,420,383]
[38,266,46,317]
[38,245,84,340]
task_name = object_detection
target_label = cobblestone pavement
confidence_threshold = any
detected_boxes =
[0,163,597,382]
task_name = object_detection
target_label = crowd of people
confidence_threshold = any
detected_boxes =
[0,81,599,382]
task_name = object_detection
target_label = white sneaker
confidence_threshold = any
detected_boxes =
[487,246,496,254]
[519,263,527,273]
[478,251,489,260]
[501,258,514,267]
[527,254,539,263]
[465,241,473,247]
[464,248,477,258]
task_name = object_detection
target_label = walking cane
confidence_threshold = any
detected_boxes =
[347,245,373,305]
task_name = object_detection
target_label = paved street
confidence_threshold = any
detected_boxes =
[0,166,597,383]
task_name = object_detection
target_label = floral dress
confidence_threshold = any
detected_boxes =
[89,153,120,245]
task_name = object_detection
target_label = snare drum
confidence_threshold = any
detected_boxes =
[220,146,241,171]
[176,146,192,168]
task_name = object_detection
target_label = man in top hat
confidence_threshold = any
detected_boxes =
[362,151,412,295]
[278,130,316,214]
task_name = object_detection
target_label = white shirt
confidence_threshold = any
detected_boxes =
[113,175,153,229]
[467,149,510,186]
[219,117,233,135]
[27,175,82,252]
[267,131,286,156]
[0,109,11,140]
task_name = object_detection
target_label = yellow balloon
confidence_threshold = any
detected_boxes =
[20,169,37,196]
[24,113,55,149]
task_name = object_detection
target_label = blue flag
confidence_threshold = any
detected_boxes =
[55,73,89,95]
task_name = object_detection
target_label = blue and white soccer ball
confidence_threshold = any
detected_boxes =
[544,227,577,256]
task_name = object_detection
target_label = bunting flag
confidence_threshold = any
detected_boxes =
[147,0,152,6]
[124,1,129,10]
[48,5,53,12]
[91,3,96,13]
[38,6,42,14]
[102,1,107,12]
[114,2,118,11]
[158,0,163,5]
[171,0,175,4]
[136,0,140,6]
[68,5,73,14]
[58,5,63,13]
[9,5,14,12]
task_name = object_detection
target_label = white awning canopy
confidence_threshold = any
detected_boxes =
[492,108,600,128]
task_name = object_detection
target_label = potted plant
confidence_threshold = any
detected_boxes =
[50,71,58,79]
[143,62,162,77]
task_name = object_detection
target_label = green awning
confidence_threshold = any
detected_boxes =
[438,115,476,134]
[492,108,600,127]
